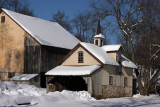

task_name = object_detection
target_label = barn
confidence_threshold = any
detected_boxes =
[0,8,80,87]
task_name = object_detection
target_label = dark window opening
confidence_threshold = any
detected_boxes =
[124,77,127,86]
[40,72,46,88]
[8,72,15,78]
[1,16,5,23]
[100,40,103,46]
[109,76,113,85]
[95,40,98,46]
[48,76,87,91]
[78,51,83,63]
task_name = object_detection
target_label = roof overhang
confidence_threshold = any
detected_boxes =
[45,65,100,76]
[11,74,38,81]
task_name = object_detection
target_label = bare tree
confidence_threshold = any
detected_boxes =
[90,0,160,95]
[72,11,108,43]
[0,0,34,16]
[134,0,160,95]
[72,11,94,42]
[52,11,72,33]
[91,0,144,62]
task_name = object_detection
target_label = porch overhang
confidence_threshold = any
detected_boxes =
[45,65,100,76]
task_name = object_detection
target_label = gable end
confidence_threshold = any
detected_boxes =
[1,9,41,45]
[58,43,103,66]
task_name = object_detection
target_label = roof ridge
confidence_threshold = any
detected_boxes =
[2,8,57,24]
[103,44,121,46]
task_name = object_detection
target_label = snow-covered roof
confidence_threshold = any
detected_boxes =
[121,55,137,69]
[2,8,80,50]
[80,42,119,66]
[94,33,105,38]
[11,74,38,81]
[102,45,122,52]
[45,65,100,76]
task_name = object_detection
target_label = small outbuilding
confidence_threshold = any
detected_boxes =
[11,74,39,87]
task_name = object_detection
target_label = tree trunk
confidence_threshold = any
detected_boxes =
[136,65,160,96]
[128,37,135,62]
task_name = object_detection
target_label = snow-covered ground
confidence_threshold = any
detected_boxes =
[0,81,160,107]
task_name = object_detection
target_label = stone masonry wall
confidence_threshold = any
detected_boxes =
[102,85,132,98]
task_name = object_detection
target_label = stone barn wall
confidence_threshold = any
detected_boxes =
[0,11,39,80]
[102,85,132,98]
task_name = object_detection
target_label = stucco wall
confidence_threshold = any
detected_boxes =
[62,47,101,66]
[122,67,133,87]
[91,65,120,96]
[0,11,39,80]
[82,76,92,94]
[91,65,133,98]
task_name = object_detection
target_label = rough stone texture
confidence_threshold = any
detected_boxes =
[102,85,132,98]
[46,84,55,93]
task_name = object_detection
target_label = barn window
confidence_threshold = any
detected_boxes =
[95,40,98,46]
[109,76,113,85]
[1,16,5,23]
[124,77,128,86]
[78,51,83,63]
[8,72,15,78]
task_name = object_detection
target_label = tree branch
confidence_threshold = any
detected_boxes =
[125,0,135,25]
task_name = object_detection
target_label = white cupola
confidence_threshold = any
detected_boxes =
[93,18,105,47]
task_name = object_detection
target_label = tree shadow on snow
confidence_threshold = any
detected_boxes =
[88,96,160,107]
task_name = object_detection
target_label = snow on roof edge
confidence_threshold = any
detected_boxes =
[45,65,101,76]
[94,33,105,38]
[80,42,119,66]
[11,74,38,81]
[121,54,137,69]
[102,44,122,52]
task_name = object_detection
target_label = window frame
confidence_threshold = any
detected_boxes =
[109,76,113,85]
[78,51,84,63]
[1,16,5,23]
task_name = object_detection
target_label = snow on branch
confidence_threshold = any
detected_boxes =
[131,20,143,28]
[122,29,128,35]
[150,44,160,60]
[129,30,133,34]
[120,19,126,26]
[150,69,159,80]
[152,44,160,48]
[150,48,160,61]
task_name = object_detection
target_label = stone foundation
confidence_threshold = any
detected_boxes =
[102,85,132,98]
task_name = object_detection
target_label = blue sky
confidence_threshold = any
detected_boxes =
[27,0,119,44]
[28,0,90,20]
